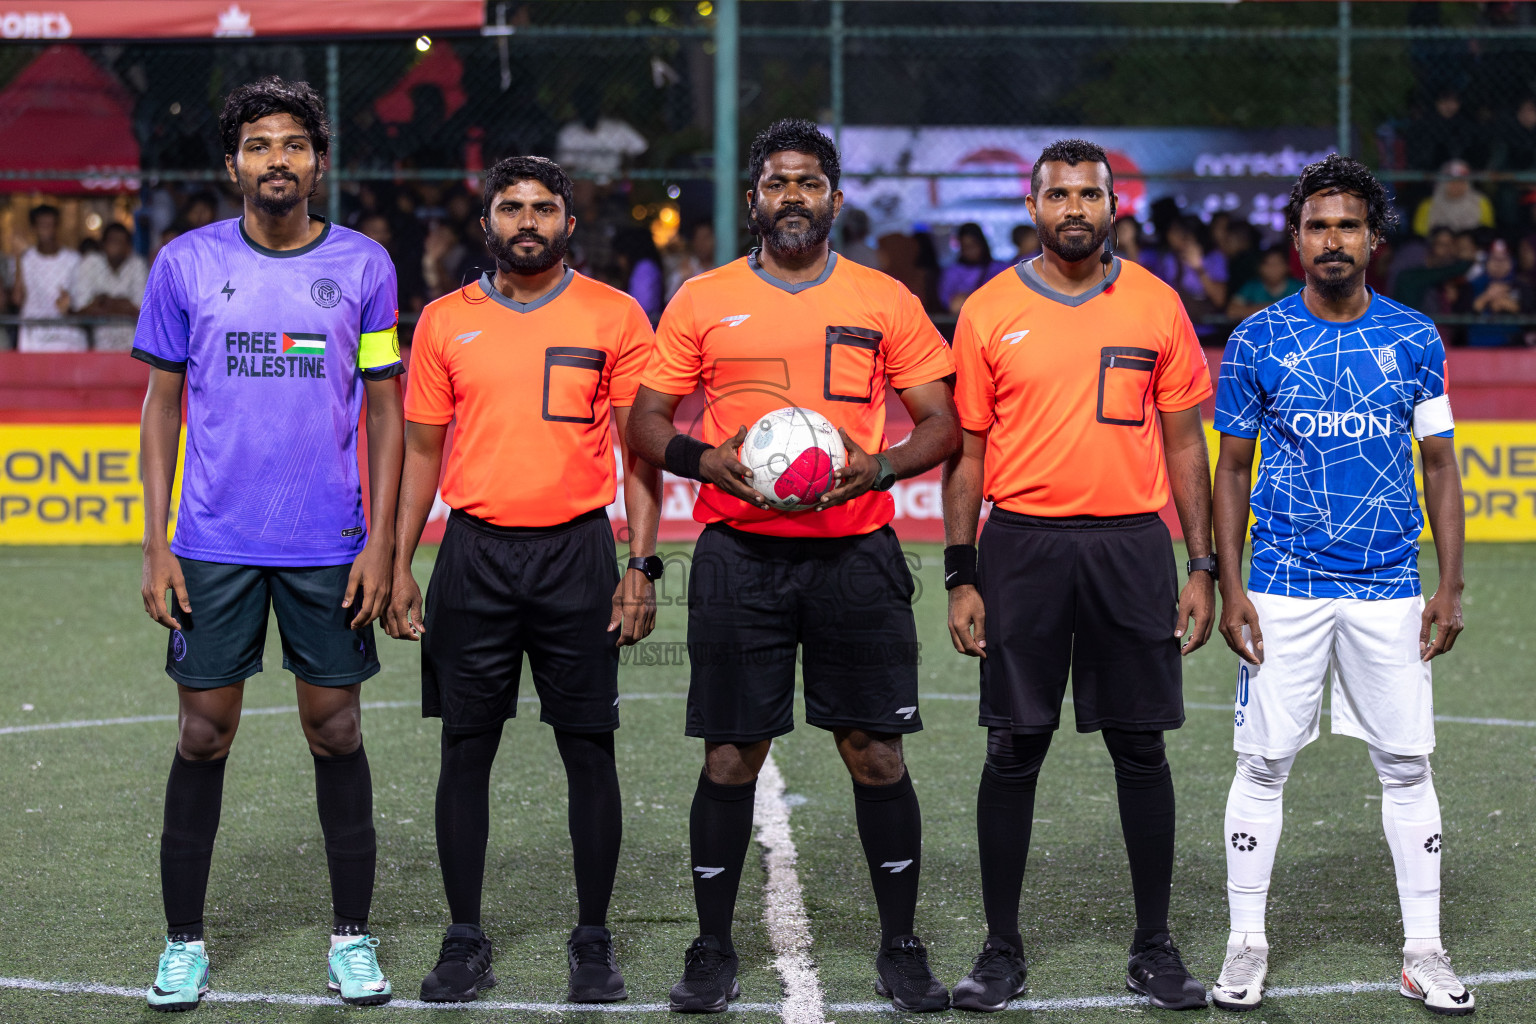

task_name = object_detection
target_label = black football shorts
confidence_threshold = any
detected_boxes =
[421,508,621,734]
[685,523,923,744]
[976,509,1184,734]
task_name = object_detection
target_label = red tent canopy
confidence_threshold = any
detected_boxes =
[0,45,139,193]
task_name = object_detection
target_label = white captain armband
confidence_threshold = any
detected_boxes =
[1412,394,1454,439]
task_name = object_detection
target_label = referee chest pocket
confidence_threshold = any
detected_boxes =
[1096,346,1157,426]
[824,326,883,403]
[543,346,607,423]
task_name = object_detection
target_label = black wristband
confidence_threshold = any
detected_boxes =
[943,544,978,590]
[664,433,712,481]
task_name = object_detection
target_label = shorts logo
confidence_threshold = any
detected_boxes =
[1424,833,1441,854]
[693,866,725,879]
[881,859,913,873]
[895,706,917,720]
[1234,710,1245,727]
[1230,831,1258,852]
[341,526,363,537]
[311,279,341,308]
[172,630,187,662]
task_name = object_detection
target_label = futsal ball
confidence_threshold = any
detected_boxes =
[742,407,847,511]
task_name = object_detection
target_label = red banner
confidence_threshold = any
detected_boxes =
[0,2,482,41]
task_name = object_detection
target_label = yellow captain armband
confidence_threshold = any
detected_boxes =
[358,326,402,379]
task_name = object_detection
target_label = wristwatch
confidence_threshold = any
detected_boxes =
[627,555,665,581]
[1186,555,1218,577]
[870,452,897,492]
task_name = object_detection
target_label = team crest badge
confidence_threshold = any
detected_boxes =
[311,278,341,308]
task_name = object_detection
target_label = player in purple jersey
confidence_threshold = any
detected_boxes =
[134,77,403,1011]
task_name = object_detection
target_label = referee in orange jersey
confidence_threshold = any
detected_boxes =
[628,119,959,1014]
[940,140,1215,1012]
[385,157,661,1005]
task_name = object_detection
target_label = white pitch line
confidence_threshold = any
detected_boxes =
[4,692,1532,738]
[0,695,689,737]
[924,693,1536,729]
[5,970,1534,1014]
[0,700,419,736]
[754,752,826,1024]
[1184,700,1536,729]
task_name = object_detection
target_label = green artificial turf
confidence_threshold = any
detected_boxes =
[1,542,1532,1023]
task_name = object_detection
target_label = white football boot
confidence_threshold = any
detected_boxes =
[1211,942,1267,1012]
[1401,950,1475,1016]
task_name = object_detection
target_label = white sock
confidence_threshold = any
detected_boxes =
[1226,930,1269,952]
[1224,753,1293,935]
[1404,937,1444,958]
[331,933,365,950]
[1369,746,1443,944]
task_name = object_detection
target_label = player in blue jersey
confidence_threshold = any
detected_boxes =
[133,77,403,1011]
[1210,155,1472,1016]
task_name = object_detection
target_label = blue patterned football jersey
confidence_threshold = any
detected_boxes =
[132,217,401,567]
[1215,290,1454,600]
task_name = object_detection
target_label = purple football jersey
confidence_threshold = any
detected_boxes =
[133,216,401,566]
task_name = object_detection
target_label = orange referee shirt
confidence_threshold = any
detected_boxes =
[405,269,654,527]
[642,252,954,537]
[952,257,1211,517]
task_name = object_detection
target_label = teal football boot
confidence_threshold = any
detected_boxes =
[328,934,393,1006]
[146,938,209,1012]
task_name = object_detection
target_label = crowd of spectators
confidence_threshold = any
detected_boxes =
[5,128,1536,351]
[1,205,148,352]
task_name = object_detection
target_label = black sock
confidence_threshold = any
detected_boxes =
[852,770,922,945]
[976,729,1051,950]
[554,729,622,928]
[1103,729,1176,945]
[689,771,757,952]
[160,749,228,943]
[435,725,503,927]
[314,743,376,933]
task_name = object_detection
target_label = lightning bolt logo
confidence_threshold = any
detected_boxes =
[221,281,235,302]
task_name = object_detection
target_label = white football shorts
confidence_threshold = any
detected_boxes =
[1231,591,1435,758]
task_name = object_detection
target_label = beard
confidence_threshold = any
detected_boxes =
[486,222,569,275]
[1308,251,1362,302]
[1038,216,1111,264]
[242,169,315,218]
[751,199,835,260]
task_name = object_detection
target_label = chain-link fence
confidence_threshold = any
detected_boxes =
[2,1,1535,348]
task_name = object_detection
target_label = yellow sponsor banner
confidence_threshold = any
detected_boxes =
[2,421,1533,544]
[1450,421,1536,541]
[0,424,179,544]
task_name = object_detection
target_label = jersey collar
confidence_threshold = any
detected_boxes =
[1015,255,1120,307]
[1290,285,1381,328]
[477,267,575,313]
[747,248,838,295]
[238,214,330,259]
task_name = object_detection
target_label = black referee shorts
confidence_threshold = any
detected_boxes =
[977,509,1184,735]
[685,523,922,745]
[421,508,621,735]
